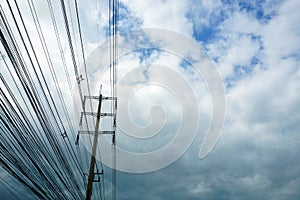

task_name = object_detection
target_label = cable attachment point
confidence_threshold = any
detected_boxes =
[61,131,67,138]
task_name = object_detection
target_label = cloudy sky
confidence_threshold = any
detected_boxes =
[0,0,300,199]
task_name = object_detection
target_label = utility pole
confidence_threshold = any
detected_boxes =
[85,94,102,200]
[77,94,116,200]
[80,0,118,198]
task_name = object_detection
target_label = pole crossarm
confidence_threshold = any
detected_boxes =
[78,131,115,135]
[84,95,116,100]
[81,112,116,117]
[81,93,116,200]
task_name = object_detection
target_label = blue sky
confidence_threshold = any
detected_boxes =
[0,0,300,199]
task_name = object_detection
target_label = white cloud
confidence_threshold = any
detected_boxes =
[221,12,262,35]
[1,0,300,199]
[262,0,300,66]
[121,0,193,36]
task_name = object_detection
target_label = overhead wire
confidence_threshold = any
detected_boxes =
[108,0,118,199]
[57,2,98,197]
[58,0,95,160]
[3,1,84,198]
[0,0,116,199]
[2,1,89,198]
[0,73,65,199]
[0,173,33,200]
[45,0,87,186]
[25,0,84,180]
[73,1,106,199]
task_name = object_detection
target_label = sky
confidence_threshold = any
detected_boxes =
[0,0,300,199]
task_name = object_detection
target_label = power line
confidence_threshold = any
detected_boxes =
[2,1,84,198]
[0,1,89,199]
[0,0,117,199]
